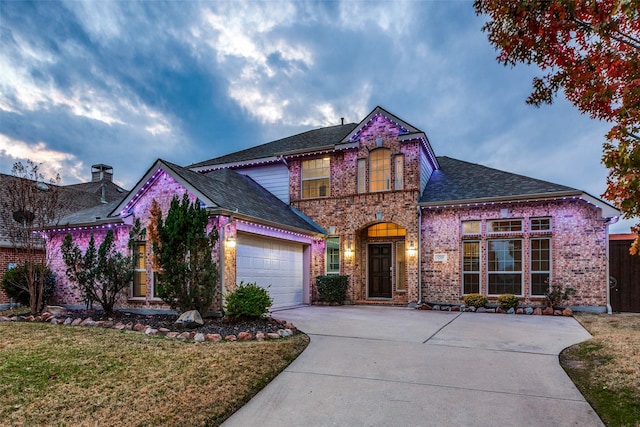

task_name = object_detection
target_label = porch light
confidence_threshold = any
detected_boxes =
[344,242,354,258]
[407,241,417,257]
[226,236,236,248]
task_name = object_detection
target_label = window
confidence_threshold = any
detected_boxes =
[326,237,340,274]
[531,217,551,231]
[487,239,522,295]
[488,219,522,233]
[367,222,406,237]
[462,241,480,294]
[357,159,366,194]
[132,243,146,298]
[394,155,404,190]
[370,148,390,192]
[152,270,163,299]
[396,241,406,291]
[462,220,481,235]
[531,238,551,296]
[302,158,330,198]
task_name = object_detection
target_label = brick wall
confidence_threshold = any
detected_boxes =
[420,199,608,308]
[0,246,43,304]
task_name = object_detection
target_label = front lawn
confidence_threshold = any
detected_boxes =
[561,313,640,427]
[0,322,308,426]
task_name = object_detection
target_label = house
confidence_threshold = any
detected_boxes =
[44,107,620,313]
[0,165,127,308]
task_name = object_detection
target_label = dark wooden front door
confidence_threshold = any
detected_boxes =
[369,244,392,298]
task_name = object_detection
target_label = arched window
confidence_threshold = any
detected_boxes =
[369,148,390,192]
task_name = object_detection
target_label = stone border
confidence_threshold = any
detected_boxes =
[415,303,574,316]
[0,311,298,343]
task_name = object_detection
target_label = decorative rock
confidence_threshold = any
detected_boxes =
[238,331,253,341]
[133,323,147,332]
[563,308,573,317]
[145,328,159,335]
[124,323,133,330]
[194,333,206,342]
[80,318,96,327]
[101,321,114,328]
[63,317,73,325]
[175,310,204,328]
[507,308,515,314]
[95,321,105,327]
[225,335,237,342]
[543,307,554,315]
[451,305,460,312]
[71,318,83,326]
[476,307,487,313]
[467,306,476,312]
[40,312,52,322]
[516,308,524,315]
[496,307,505,314]
[421,304,432,310]
[284,322,297,332]
[114,323,126,330]
[206,334,222,342]
[0,316,10,322]
[158,327,171,335]
[50,318,59,325]
[45,306,67,317]
[256,332,265,341]
[554,310,563,316]
[25,315,35,322]
[165,332,180,338]
[485,308,496,313]
[525,307,534,315]
[432,305,440,311]
[278,329,293,338]
[176,332,191,340]
[267,333,280,340]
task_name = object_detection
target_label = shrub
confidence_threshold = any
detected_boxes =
[224,282,273,320]
[463,293,488,308]
[497,294,519,310]
[316,275,349,304]
[545,282,577,308]
[1,264,55,311]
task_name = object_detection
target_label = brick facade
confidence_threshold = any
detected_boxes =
[0,246,41,305]
[421,199,608,307]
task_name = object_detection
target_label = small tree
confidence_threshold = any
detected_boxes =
[61,219,145,314]
[150,194,219,313]
[0,160,62,314]
[1,264,55,311]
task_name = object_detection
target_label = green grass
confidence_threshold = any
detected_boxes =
[561,314,640,427]
[0,322,309,426]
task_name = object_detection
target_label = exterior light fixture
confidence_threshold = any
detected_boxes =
[226,236,236,248]
[407,241,417,257]
[344,241,354,258]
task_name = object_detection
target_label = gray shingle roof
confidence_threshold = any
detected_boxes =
[189,123,358,168]
[161,161,324,233]
[56,199,125,227]
[420,156,579,205]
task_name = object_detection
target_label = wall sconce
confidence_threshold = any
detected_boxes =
[375,211,383,220]
[407,241,417,257]
[344,241,354,258]
[226,236,236,248]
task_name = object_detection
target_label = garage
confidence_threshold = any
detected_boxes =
[236,233,305,310]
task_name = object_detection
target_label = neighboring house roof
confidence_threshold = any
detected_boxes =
[0,173,129,245]
[113,159,325,235]
[420,156,619,218]
[65,180,127,203]
[189,123,358,169]
[56,199,125,228]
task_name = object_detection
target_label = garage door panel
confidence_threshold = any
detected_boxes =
[236,233,304,310]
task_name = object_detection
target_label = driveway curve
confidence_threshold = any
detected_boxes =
[223,306,603,426]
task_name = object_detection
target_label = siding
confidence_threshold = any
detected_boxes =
[237,164,290,204]
[420,148,434,193]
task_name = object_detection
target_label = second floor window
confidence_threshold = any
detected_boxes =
[302,158,330,198]
[370,148,390,192]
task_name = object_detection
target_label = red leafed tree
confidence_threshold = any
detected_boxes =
[474,0,640,254]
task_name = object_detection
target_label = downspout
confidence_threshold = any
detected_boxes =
[218,215,234,306]
[605,217,616,315]
[417,205,422,305]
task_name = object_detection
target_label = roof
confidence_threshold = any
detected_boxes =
[114,159,324,234]
[0,173,128,246]
[56,199,125,227]
[65,180,127,203]
[189,123,358,169]
[420,156,580,204]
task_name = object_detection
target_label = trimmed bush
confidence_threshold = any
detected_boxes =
[545,283,577,308]
[497,293,519,310]
[1,263,55,311]
[463,293,488,308]
[224,282,273,320]
[316,275,348,304]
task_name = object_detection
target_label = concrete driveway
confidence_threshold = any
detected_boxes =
[223,306,603,426]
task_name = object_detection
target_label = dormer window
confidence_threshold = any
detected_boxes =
[301,158,330,198]
[370,148,390,192]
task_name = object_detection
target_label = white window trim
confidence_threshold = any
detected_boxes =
[326,236,340,275]
[394,154,404,190]
[486,238,524,296]
[462,240,481,295]
[396,241,406,292]
[487,219,523,234]
[301,158,330,199]
[530,237,552,296]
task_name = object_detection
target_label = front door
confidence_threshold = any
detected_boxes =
[369,244,392,298]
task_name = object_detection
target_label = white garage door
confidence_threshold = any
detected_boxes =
[236,233,304,310]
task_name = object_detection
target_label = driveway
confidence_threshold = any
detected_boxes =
[223,306,603,426]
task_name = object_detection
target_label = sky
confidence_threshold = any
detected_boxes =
[0,0,634,233]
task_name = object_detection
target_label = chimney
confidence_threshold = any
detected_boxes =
[341,117,345,125]
[91,164,113,182]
